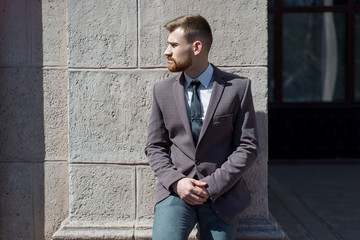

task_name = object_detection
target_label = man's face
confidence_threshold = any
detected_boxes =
[164,28,193,72]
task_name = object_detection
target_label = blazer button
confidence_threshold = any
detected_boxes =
[195,160,200,165]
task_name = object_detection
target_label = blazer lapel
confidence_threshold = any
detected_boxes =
[173,74,194,144]
[198,67,226,144]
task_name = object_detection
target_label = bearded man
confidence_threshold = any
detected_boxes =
[145,14,258,240]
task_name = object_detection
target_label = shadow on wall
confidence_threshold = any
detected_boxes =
[255,111,268,160]
[0,0,45,239]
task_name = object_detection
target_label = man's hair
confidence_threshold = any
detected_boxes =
[164,15,213,52]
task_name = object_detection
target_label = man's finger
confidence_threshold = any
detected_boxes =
[191,186,209,198]
[191,179,208,187]
[183,194,207,205]
[180,191,207,202]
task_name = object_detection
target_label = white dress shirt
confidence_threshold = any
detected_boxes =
[184,64,214,121]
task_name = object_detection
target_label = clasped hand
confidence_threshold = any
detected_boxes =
[171,178,210,205]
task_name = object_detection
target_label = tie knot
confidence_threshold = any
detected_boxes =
[191,80,201,89]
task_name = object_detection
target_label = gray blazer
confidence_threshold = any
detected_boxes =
[145,65,258,224]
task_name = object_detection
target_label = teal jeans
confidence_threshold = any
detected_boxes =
[152,194,238,240]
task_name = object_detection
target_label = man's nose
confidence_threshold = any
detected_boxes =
[164,46,172,56]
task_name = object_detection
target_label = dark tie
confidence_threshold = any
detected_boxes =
[190,80,202,145]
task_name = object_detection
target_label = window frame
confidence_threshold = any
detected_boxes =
[268,0,360,104]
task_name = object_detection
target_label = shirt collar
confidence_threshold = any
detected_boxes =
[184,63,214,89]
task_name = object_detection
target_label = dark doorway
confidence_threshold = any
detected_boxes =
[268,0,360,161]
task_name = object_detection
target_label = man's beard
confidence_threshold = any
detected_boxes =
[167,52,192,72]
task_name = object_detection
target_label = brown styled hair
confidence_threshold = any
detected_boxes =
[164,15,213,52]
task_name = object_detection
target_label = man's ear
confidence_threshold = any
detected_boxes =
[193,41,203,56]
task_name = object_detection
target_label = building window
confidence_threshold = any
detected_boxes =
[268,0,360,103]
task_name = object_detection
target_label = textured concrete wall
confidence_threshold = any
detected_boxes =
[0,0,68,239]
[1,0,286,239]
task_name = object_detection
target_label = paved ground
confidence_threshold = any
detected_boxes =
[268,164,360,240]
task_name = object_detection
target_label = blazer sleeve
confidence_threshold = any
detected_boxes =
[144,84,186,191]
[201,80,258,202]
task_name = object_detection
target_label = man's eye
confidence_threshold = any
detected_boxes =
[168,43,177,48]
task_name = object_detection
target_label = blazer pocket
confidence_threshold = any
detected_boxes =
[213,113,233,124]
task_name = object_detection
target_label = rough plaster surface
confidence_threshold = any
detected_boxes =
[42,0,68,66]
[44,69,69,161]
[0,162,69,240]
[0,163,34,239]
[139,0,267,67]
[43,162,69,240]
[69,164,136,222]
[0,0,30,66]
[0,68,45,162]
[68,69,171,164]
[67,0,137,68]
[30,0,43,66]
[136,166,157,224]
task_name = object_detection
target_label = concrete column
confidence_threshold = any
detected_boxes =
[0,0,69,239]
[53,0,286,239]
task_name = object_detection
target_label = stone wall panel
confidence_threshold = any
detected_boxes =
[67,0,137,68]
[0,68,45,162]
[0,163,34,239]
[69,164,136,222]
[68,69,171,164]
[0,0,30,66]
